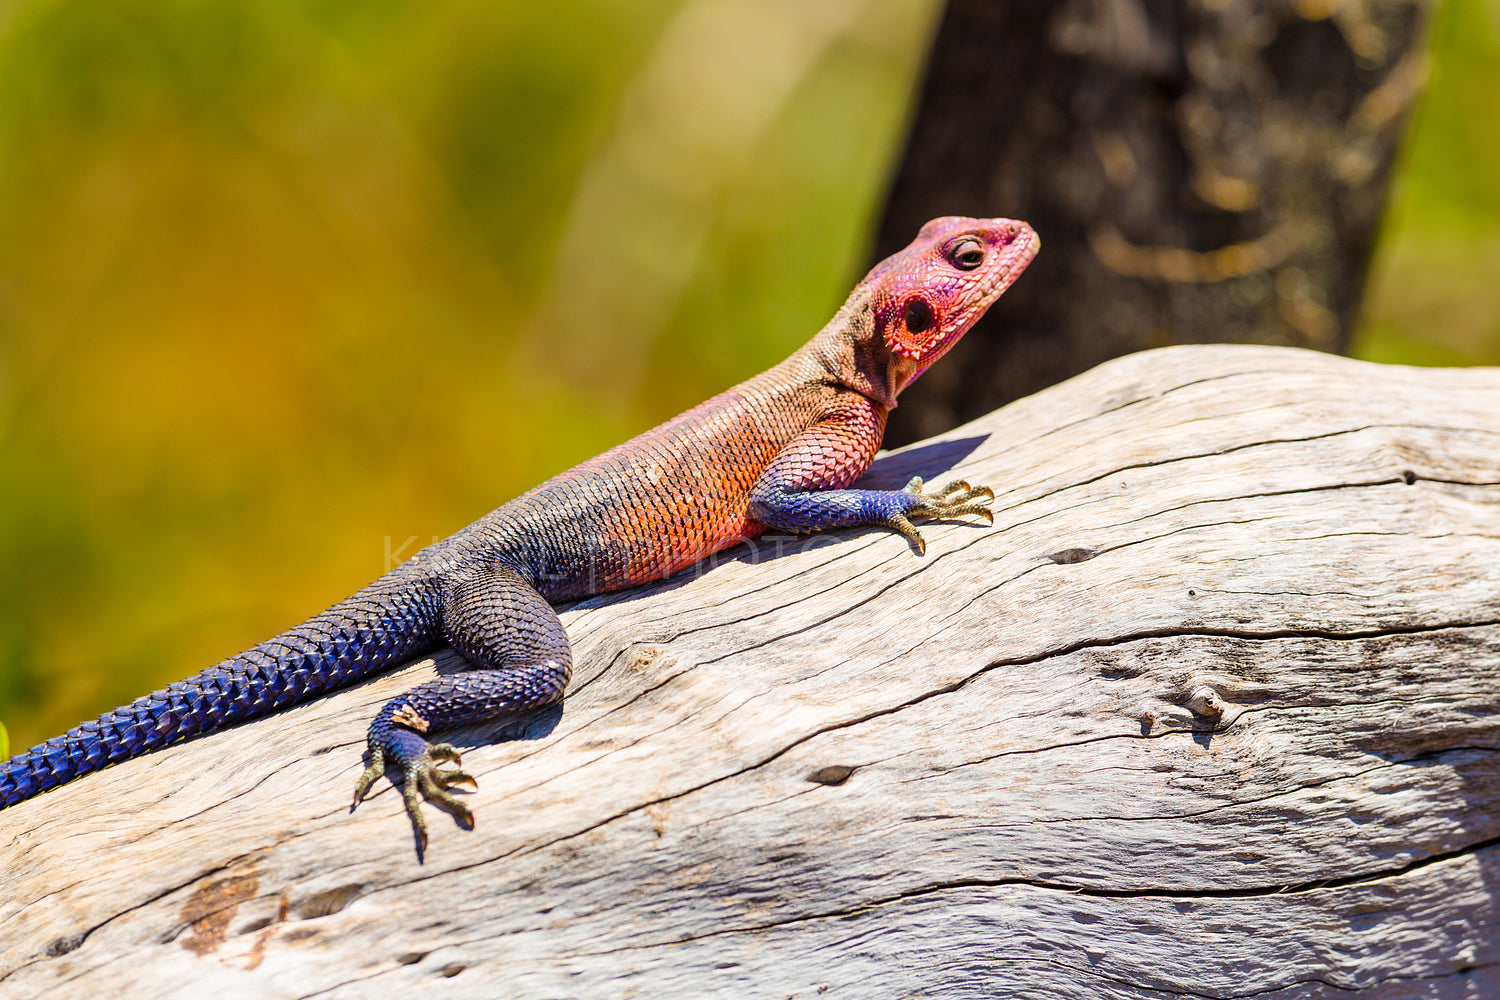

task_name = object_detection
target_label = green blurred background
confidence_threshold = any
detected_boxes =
[0,0,1495,752]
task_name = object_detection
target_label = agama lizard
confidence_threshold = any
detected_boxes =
[0,216,1038,851]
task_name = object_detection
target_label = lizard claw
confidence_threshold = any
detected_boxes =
[887,511,927,555]
[891,476,995,553]
[402,750,477,855]
[351,746,387,810]
[352,740,478,855]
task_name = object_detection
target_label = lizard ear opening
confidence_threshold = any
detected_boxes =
[887,296,940,358]
[905,298,934,333]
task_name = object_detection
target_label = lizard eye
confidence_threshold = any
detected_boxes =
[949,238,985,271]
[904,298,934,334]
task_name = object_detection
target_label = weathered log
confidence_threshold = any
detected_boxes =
[3,344,1499,999]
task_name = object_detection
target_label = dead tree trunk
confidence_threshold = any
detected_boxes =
[877,0,1430,446]
[3,345,1499,999]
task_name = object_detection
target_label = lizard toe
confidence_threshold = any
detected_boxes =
[909,480,995,524]
[351,746,387,810]
[397,754,478,855]
[415,763,476,824]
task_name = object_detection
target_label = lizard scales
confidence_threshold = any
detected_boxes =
[0,217,1038,851]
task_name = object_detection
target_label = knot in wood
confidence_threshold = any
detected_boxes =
[807,765,856,786]
[1186,686,1226,718]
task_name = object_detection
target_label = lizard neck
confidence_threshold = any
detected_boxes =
[801,284,901,410]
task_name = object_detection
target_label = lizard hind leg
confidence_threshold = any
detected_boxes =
[353,563,572,854]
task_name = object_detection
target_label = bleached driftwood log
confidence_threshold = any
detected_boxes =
[4,344,1500,1000]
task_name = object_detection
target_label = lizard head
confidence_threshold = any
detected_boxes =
[849,216,1038,405]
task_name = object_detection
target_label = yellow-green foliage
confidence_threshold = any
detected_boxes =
[0,1,1494,753]
[1355,0,1500,366]
[0,0,941,748]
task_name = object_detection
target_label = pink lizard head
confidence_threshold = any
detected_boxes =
[852,216,1038,404]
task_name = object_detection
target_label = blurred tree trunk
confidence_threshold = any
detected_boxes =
[877,0,1431,446]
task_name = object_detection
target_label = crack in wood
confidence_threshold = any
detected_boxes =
[583,837,1500,957]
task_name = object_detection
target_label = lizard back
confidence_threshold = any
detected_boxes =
[443,348,865,602]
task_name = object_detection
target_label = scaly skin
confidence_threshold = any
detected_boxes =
[0,216,1039,853]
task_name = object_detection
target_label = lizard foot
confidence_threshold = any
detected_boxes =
[352,740,477,855]
[889,476,995,555]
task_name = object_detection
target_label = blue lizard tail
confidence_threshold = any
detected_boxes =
[0,573,443,808]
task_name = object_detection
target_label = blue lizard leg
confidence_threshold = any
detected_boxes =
[751,475,993,553]
[352,562,571,851]
[745,399,994,554]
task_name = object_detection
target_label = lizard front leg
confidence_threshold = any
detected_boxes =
[746,396,993,554]
[352,562,570,854]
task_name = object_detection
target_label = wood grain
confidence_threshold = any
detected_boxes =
[4,345,1499,999]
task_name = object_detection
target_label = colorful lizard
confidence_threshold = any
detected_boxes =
[0,216,1038,851]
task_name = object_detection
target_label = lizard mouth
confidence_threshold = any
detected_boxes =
[949,226,1039,337]
[982,229,1040,307]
